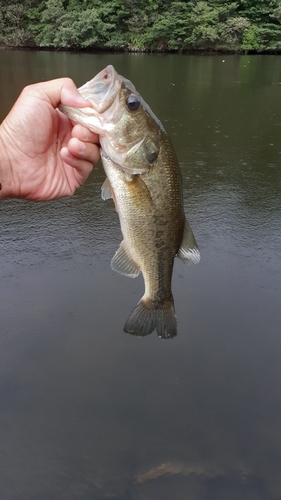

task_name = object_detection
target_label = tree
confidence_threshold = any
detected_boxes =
[0,2,29,46]
[0,0,280,51]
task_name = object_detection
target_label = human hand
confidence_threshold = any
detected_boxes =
[0,78,100,201]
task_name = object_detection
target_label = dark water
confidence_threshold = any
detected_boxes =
[0,50,281,499]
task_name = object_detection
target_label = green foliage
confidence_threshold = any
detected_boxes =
[189,2,220,48]
[1,0,281,52]
[0,2,30,46]
[241,25,261,50]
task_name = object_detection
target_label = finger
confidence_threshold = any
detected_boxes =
[67,137,100,165]
[71,124,100,145]
[60,146,94,182]
[24,78,89,109]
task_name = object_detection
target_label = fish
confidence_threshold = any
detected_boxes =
[60,65,200,338]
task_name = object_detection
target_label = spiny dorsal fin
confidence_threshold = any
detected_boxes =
[177,218,200,264]
[111,241,140,278]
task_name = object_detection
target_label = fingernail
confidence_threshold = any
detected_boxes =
[79,141,86,152]
[81,128,90,140]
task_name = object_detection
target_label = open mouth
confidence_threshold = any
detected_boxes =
[75,65,121,113]
[59,65,121,133]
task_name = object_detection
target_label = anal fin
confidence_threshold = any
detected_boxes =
[111,241,140,278]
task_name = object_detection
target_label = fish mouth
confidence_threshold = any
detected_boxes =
[59,65,121,134]
[78,65,121,113]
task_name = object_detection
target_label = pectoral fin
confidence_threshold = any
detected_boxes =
[101,177,113,200]
[177,218,200,264]
[111,241,140,278]
[101,177,118,212]
[125,175,153,211]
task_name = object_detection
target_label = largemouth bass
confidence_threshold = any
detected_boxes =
[60,65,200,338]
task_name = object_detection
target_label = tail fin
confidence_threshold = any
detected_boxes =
[124,299,177,339]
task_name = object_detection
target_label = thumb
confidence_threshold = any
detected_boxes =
[29,78,88,109]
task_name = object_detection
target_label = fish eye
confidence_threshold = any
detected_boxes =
[126,94,140,112]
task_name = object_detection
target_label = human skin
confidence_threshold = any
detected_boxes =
[0,78,100,201]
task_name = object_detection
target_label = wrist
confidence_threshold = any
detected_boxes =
[0,123,16,199]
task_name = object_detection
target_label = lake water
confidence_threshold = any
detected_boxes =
[0,50,281,499]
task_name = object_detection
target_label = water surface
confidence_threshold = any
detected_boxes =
[0,51,281,499]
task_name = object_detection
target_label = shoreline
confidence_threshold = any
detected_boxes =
[1,45,281,56]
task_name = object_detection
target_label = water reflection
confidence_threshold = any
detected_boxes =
[0,51,281,499]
